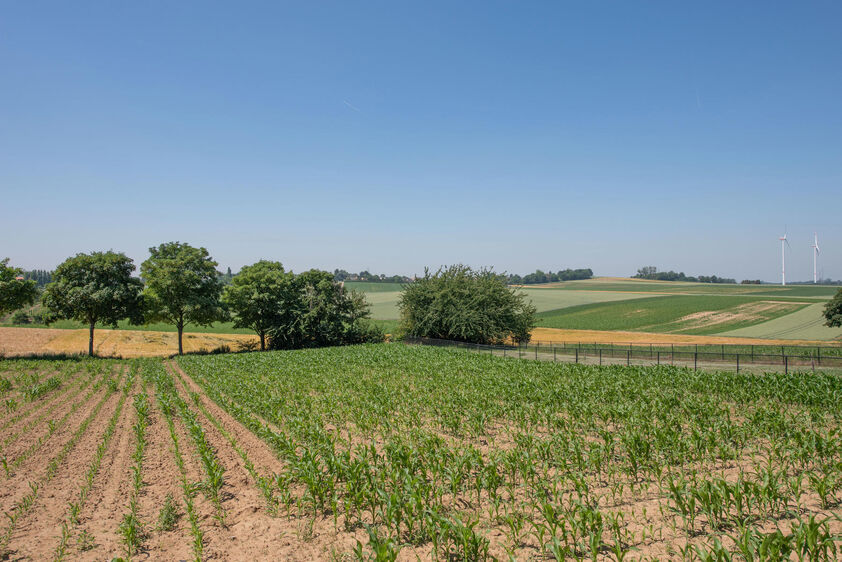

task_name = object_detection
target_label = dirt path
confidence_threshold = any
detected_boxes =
[2,371,126,559]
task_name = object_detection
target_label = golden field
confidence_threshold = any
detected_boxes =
[0,327,258,357]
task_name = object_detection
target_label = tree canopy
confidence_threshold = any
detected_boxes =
[267,269,382,350]
[398,265,536,344]
[141,242,225,355]
[0,258,39,317]
[41,251,144,356]
[823,288,842,328]
[222,260,295,351]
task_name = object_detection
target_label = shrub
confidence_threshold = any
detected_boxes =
[398,265,535,345]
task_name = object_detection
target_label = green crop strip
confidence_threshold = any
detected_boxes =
[53,363,136,560]
[142,360,204,562]
[178,344,842,559]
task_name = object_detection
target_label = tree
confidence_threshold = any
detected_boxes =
[266,269,383,350]
[141,242,225,355]
[824,288,842,328]
[398,265,536,345]
[222,260,295,351]
[0,258,39,316]
[41,252,144,356]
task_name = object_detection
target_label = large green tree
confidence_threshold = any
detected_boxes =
[0,258,39,317]
[398,265,536,344]
[141,242,225,355]
[222,260,295,351]
[267,269,382,350]
[41,252,144,356]
[824,288,842,328]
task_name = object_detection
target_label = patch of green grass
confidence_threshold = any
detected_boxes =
[536,295,811,335]
[548,279,838,298]
[343,281,405,293]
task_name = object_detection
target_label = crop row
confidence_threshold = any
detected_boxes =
[178,344,842,559]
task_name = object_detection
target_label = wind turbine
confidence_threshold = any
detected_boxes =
[779,230,790,286]
[811,233,820,284]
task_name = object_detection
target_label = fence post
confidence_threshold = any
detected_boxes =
[818,347,821,365]
[736,354,740,373]
[751,345,754,362]
[535,344,538,360]
[694,352,698,371]
[503,347,506,358]
[657,351,660,365]
[721,344,724,360]
[575,348,579,364]
[785,355,788,374]
[599,349,602,366]
[627,349,630,366]
[553,346,556,362]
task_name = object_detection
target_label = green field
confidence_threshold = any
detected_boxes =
[343,281,406,293]
[175,344,842,559]
[721,302,842,340]
[549,279,840,298]
[535,295,812,334]
[4,277,839,341]
[350,278,841,340]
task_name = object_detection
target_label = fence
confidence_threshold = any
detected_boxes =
[404,337,842,374]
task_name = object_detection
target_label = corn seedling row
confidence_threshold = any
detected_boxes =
[53,363,137,561]
[0,365,126,556]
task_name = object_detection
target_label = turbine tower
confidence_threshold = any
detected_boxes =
[779,231,790,286]
[811,233,820,284]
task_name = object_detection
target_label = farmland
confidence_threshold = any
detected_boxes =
[348,278,842,341]
[1,344,841,560]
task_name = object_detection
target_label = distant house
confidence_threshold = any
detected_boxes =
[14,276,24,281]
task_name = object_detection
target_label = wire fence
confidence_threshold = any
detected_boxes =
[404,337,842,374]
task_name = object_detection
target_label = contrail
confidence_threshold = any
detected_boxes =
[343,100,361,112]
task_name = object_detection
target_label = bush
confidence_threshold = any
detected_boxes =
[824,288,842,328]
[267,269,384,350]
[11,310,31,325]
[398,265,535,345]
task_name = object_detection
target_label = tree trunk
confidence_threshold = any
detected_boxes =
[88,321,95,357]
[177,321,184,356]
[260,332,265,351]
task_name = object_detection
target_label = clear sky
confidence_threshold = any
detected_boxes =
[2,1,840,282]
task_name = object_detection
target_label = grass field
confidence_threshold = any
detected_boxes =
[536,295,812,335]
[1,344,840,560]
[348,278,841,341]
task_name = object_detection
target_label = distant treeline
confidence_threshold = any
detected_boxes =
[509,269,593,285]
[634,267,736,284]
[787,279,842,285]
[23,270,53,287]
[333,269,413,283]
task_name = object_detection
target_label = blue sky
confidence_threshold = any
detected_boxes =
[2,1,840,281]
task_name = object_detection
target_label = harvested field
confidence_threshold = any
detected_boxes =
[1,345,841,560]
[0,327,68,356]
[0,327,259,358]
